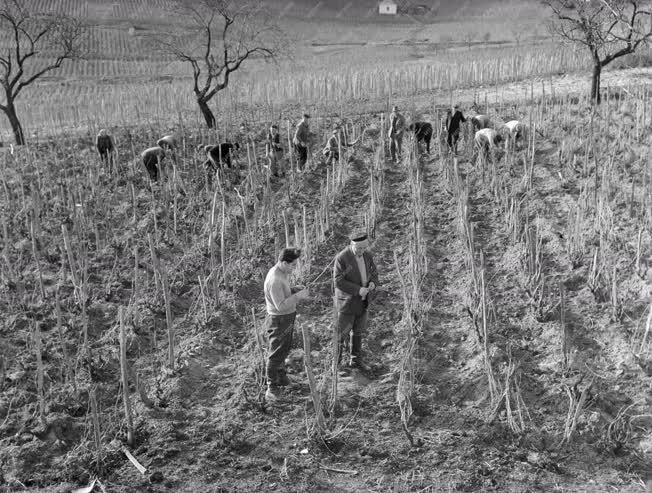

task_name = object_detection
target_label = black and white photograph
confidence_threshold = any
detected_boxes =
[0,0,651,491]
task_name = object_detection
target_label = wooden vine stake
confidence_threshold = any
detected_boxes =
[34,320,46,427]
[148,234,174,370]
[301,321,327,437]
[119,307,135,447]
[90,386,103,473]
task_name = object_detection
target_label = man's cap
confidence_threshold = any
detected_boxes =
[303,113,311,119]
[392,106,398,111]
[350,230,368,242]
[279,247,302,263]
[270,124,278,129]
[454,103,460,108]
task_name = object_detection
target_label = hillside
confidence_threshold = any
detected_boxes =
[0,0,562,140]
[1,1,652,492]
[0,67,651,492]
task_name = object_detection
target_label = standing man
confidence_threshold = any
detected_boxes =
[333,231,379,372]
[446,103,466,155]
[263,247,310,401]
[388,106,405,163]
[96,129,115,172]
[265,124,284,177]
[293,113,311,172]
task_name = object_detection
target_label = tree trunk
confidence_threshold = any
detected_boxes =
[590,62,602,105]
[3,99,25,145]
[197,97,216,129]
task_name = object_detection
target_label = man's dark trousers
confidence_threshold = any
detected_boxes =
[143,155,159,181]
[336,308,368,365]
[266,312,296,386]
[295,144,308,170]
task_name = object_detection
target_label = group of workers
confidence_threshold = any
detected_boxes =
[95,104,528,185]
[94,105,531,404]
[386,104,528,163]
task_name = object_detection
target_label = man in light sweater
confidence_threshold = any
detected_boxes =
[263,247,309,401]
[333,231,379,373]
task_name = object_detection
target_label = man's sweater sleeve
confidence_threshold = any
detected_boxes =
[268,278,296,312]
[334,255,360,296]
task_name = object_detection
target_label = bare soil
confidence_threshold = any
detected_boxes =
[1,72,651,493]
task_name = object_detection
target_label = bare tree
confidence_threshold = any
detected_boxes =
[0,0,86,145]
[542,0,652,104]
[151,0,287,128]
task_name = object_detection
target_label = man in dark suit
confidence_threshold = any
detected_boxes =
[333,231,379,372]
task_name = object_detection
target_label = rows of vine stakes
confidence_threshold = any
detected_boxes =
[2,41,601,139]
[0,80,651,484]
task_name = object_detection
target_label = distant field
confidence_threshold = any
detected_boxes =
[1,0,649,140]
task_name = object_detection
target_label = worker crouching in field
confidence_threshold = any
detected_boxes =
[96,129,116,172]
[157,134,177,151]
[471,114,492,131]
[474,128,503,161]
[263,248,310,402]
[322,128,344,166]
[322,129,340,166]
[446,104,466,155]
[408,121,433,154]
[141,146,166,182]
[503,120,528,150]
[202,142,241,186]
[203,143,239,171]
[333,231,379,374]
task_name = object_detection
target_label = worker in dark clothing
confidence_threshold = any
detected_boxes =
[446,104,466,155]
[265,125,284,177]
[203,142,240,172]
[157,135,177,151]
[293,113,310,172]
[408,121,433,153]
[96,129,116,171]
[142,146,166,182]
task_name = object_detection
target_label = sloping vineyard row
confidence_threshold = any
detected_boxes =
[22,0,88,17]
[110,0,179,20]
[0,49,592,138]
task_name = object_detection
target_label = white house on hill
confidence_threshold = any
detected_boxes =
[379,0,397,15]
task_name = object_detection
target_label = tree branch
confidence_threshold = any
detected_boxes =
[14,57,66,95]
[150,0,287,114]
